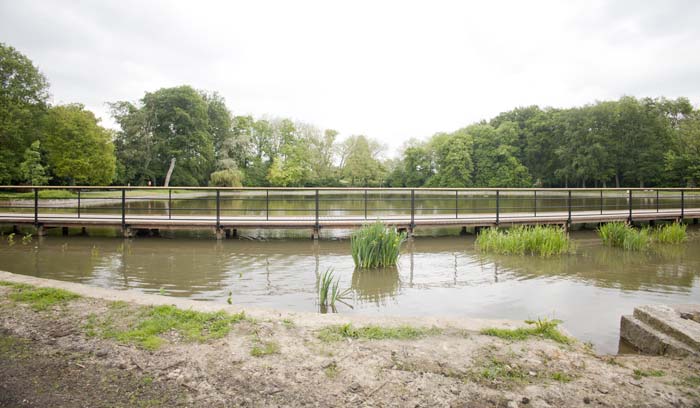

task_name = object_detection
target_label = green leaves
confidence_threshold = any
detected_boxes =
[351,221,407,268]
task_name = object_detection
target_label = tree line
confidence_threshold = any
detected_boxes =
[2,42,699,188]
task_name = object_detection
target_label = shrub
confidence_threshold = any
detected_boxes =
[652,223,687,244]
[209,168,243,187]
[351,221,407,268]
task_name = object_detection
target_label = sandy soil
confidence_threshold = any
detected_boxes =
[0,274,698,408]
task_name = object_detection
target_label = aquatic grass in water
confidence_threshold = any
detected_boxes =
[476,225,571,257]
[598,222,685,250]
[351,221,407,268]
[652,223,687,244]
[318,268,351,312]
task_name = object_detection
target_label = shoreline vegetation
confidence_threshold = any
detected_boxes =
[0,274,699,406]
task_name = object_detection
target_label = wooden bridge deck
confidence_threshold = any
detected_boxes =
[1,208,698,234]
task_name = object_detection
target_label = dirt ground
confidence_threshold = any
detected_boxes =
[0,278,699,407]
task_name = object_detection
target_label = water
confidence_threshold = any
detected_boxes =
[1,226,698,354]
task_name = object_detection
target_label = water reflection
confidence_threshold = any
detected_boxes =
[351,267,400,305]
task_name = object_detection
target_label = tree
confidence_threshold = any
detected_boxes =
[339,135,386,186]
[430,129,473,187]
[111,86,215,186]
[471,123,531,187]
[0,43,50,184]
[19,140,50,185]
[665,109,700,187]
[42,104,116,185]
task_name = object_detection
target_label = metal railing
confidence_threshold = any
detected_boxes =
[1,186,699,230]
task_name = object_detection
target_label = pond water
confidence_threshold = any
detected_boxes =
[1,226,698,354]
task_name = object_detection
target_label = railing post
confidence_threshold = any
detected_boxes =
[628,189,633,223]
[315,189,320,231]
[496,190,500,225]
[266,190,269,221]
[681,190,685,221]
[656,189,659,213]
[216,189,221,228]
[455,190,459,219]
[364,189,368,220]
[121,188,126,231]
[600,190,603,215]
[567,190,572,227]
[533,190,537,217]
[410,189,415,228]
[77,189,81,218]
[168,188,172,219]
[34,188,38,227]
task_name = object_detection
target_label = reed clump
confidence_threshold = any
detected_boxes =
[351,221,407,268]
[476,225,572,257]
[598,222,686,251]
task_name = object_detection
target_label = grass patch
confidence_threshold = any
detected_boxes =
[351,221,407,268]
[6,283,80,311]
[479,358,526,382]
[89,304,246,350]
[476,225,572,257]
[633,369,665,379]
[681,376,700,387]
[0,189,77,200]
[250,340,280,357]
[480,318,571,344]
[318,323,440,342]
[550,371,574,382]
[324,361,339,378]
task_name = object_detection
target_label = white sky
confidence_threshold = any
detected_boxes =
[2,0,699,155]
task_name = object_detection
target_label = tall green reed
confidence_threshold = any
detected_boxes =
[318,268,351,313]
[476,225,571,257]
[351,221,407,268]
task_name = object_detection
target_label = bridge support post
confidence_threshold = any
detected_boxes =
[215,227,224,240]
[35,224,47,237]
[121,226,133,239]
[460,226,468,236]
[62,227,69,236]
[312,227,319,240]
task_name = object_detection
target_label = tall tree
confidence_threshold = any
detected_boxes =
[42,104,116,185]
[0,43,50,184]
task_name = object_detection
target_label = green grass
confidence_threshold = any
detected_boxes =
[351,221,407,268]
[633,369,665,379]
[550,372,574,382]
[91,304,247,350]
[479,358,526,382]
[476,225,572,257]
[652,223,687,244]
[318,323,440,342]
[4,282,80,311]
[598,222,686,250]
[480,318,571,344]
[0,189,77,200]
[250,340,280,357]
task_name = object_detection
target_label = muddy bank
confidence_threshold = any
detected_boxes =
[0,272,698,407]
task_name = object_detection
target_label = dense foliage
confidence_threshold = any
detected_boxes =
[2,42,700,187]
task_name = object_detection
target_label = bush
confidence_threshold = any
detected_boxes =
[476,225,571,257]
[351,221,407,268]
[652,222,687,244]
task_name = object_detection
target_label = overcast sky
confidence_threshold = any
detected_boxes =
[2,0,699,154]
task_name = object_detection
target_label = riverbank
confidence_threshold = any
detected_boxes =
[1,272,698,407]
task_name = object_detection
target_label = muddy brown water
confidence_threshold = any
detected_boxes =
[1,223,699,355]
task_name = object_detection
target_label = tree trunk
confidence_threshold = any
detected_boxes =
[164,158,176,187]
[615,173,620,188]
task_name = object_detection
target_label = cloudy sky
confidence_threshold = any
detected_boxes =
[2,0,699,154]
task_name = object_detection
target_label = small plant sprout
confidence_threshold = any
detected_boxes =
[227,290,232,305]
[21,233,32,245]
[318,268,352,313]
[159,287,165,295]
[7,233,16,246]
